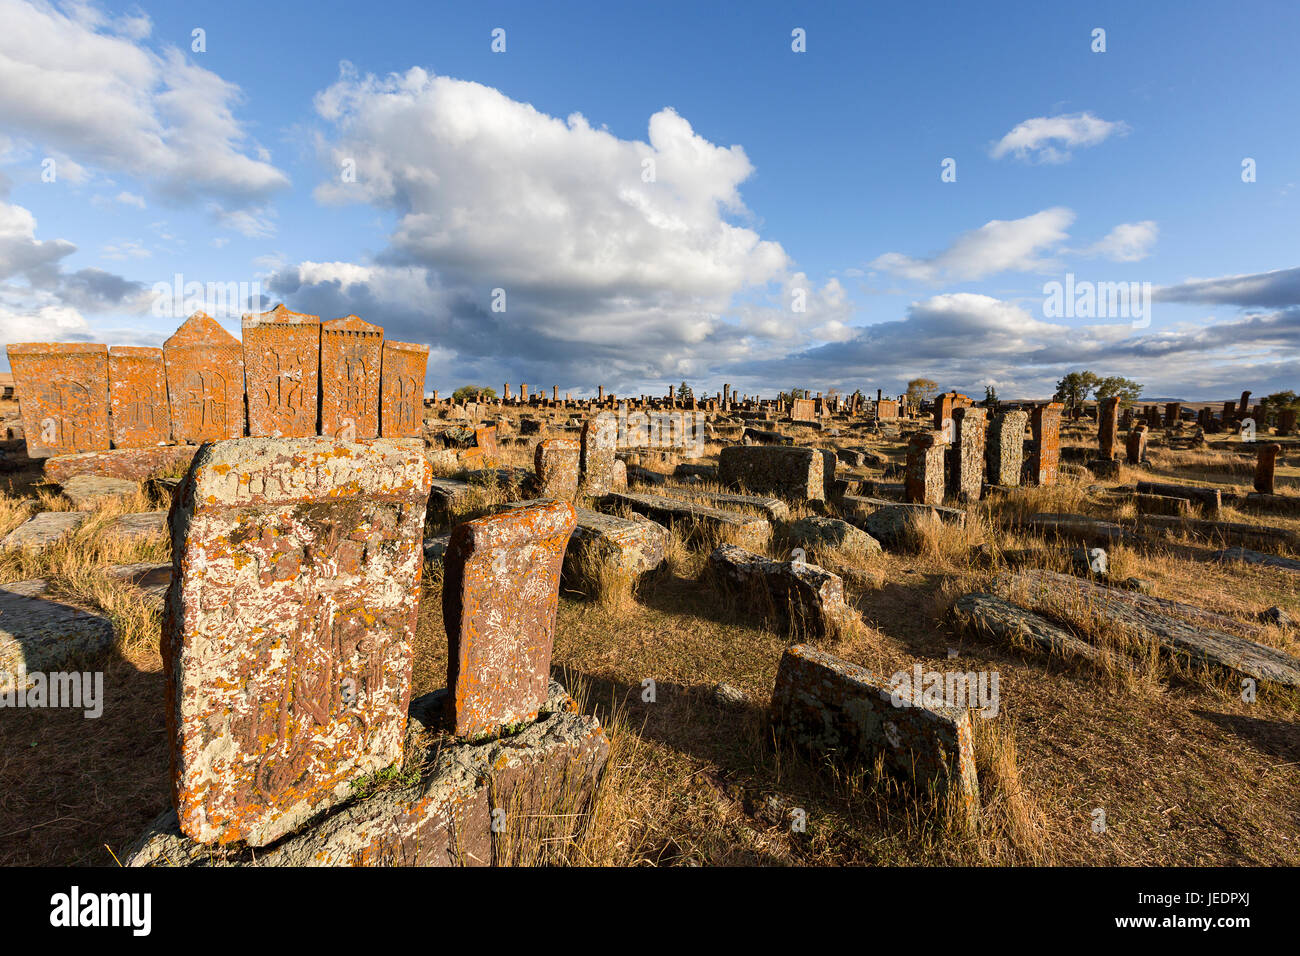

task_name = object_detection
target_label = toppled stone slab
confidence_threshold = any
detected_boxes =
[105,562,172,603]
[106,510,167,542]
[718,445,824,501]
[1212,547,1300,572]
[741,427,793,446]
[1024,513,1143,547]
[43,445,198,484]
[656,487,790,522]
[839,495,965,549]
[1134,492,1192,517]
[425,477,474,525]
[788,515,882,556]
[1134,481,1222,516]
[708,544,858,638]
[673,463,717,481]
[951,592,1133,670]
[1136,514,1300,550]
[164,437,432,847]
[625,464,668,487]
[0,581,115,691]
[443,500,576,739]
[127,679,609,867]
[1241,493,1300,517]
[604,491,771,551]
[770,643,978,816]
[57,475,139,509]
[0,510,89,551]
[997,568,1300,687]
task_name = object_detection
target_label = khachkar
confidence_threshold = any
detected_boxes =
[6,307,429,464]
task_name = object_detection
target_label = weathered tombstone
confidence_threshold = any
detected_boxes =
[379,340,429,438]
[243,304,321,439]
[109,346,171,448]
[1239,391,1252,416]
[1255,443,1281,495]
[1028,402,1063,485]
[443,500,576,738]
[163,312,246,443]
[1126,423,1149,464]
[718,445,824,501]
[1279,408,1297,437]
[579,415,617,495]
[164,436,432,846]
[905,430,947,505]
[790,398,816,423]
[1098,396,1120,460]
[986,410,1027,487]
[6,343,110,457]
[535,438,580,500]
[1165,402,1181,428]
[320,315,382,440]
[950,406,986,501]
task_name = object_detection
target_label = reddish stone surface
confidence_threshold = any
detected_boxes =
[1029,402,1063,485]
[789,398,816,423]
[535,438,580,500]
[44,445,198,483]
[1255,443,1281,495]
[1098,396,1120,460]
[876,399,899,420]
[1280,409,1297,436]
[109,346,171,449]
[243,304,321,439]
[379,340,428,438]
[443,500,577,738]
[1125,423,1149,465]
[163,312,246,443]
[905,430,947,505]
[6,343,110,458]
[320,315,382,440]
[163,436,432,846]
[1165,402,1181,428]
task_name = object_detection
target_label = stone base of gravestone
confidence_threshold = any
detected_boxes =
[124,680,609,867]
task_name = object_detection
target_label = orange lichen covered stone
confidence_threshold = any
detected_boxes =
[1028,402,1064,486]
[163,436,432,846]
[243,304,320,439]
[379,340,428,438]
[163,312,246,442]
[320,315,382,440]
[109,346,170,448]
[6,343,110,458]
[443,499,577,738]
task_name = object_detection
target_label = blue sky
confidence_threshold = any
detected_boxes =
[1,0,1297,401]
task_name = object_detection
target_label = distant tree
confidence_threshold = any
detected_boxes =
[452,385,497,402]
[1053,371,1101,411]
[1093,376,1143,407]
[906,378,938,406]
[1262,390,1299,410]
[982,385,999,410]
[677,381,694,402]
[784,387,808,401]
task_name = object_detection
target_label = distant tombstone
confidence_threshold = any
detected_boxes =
[379,341,429,438]
[535,438,580,500]
[164,436,431,846]
[1164,402,1181,428]
[163,312,246,443]
[986,410,1028,487]
[6,343,110,457]
[1098,396,1121,460]
[109,346,171,448]
[243,304,321,439]
[1255,443,1281,495]
[905,430,947,505]
[320,315,382,440]
[1029,402,1063,485]
[1126,423,1149,464]
[443,500,577,738]
[790,398,816,423]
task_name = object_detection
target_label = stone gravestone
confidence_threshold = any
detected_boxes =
[949,406,986,502]
[1279,408,1297,437]
[986,410,1027,487]
[790,398,816,423]
[320,315,383,440]
[109,346,171,448]
[163,436,432,846]
[535,438,580,500]
[243,304,321,439]
[905,430,947,505]
[163,312,246,443]
[1126,423,1149,465]
[1028,402,1063,485]
[579,415,618,495]
[1098,396,1121,460]
[442,500,577,738]
[380,340,429,438]
[6,343,110,457]
[1255,443,1281,495]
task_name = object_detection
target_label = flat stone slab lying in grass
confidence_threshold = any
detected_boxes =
[995,568,1300,687]
[1212,547,1300,572]
[425,477,474,525]
[105,562,172,603]
[770,643,978,818]
[43,444,197,483]
[603,491,771,551]
[126,680,609,867]
[0,511,89,551]
[0,581,115,691]
[788,515,881,556]
[839,496,965,549]
[57,475,139,509]
[1242,493,1300,516]
[505,499,668,578]
[105,511,167,541]
[950,592,1133,671]
[656,487,790,522]
[1136,514,1300,551]
[707,543,857,638]
[1134,481,1222,516]
[1024,513,1144,547]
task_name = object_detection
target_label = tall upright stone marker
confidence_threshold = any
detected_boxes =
[163,436,432,846]
[109,346,171,449]
[1098,396,1121,460]
[379,340,429,438]
[320,315,383,440]
[243,304,321,439]
[580,415,618,495]
[443,500,577,738]
[163,312,246,443]
[950,406,986,501]
[1029,402,1064,486]
[6,343,110,457]
[905,430,947,505]
[1255,443,1281,495]
[986,410,1027,487]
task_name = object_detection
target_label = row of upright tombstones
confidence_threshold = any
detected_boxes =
[5,305,430,459]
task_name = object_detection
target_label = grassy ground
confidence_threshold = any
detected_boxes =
[0,405,1297,866]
